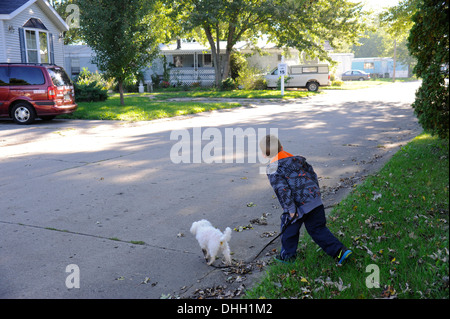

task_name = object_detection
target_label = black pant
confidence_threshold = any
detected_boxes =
[280,205,343,260]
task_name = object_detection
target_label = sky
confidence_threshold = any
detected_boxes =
[361,0,402,12]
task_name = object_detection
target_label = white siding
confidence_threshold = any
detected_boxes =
[1,2,65,65]
[0,20,7,62]
[329,53,354,78]
[246,49,300,73]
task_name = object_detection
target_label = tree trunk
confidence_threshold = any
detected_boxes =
[222,50,232,81]
[393,39,397,82]
[215,26,221,87]
[222,24,236,81]
[118,79,125,105]
[204,25,221,87]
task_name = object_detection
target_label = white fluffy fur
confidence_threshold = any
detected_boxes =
[190,219,232,266]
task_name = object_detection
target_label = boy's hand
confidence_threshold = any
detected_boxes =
[290,212,297,219]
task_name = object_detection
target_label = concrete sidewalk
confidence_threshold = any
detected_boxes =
[0,82,421,298]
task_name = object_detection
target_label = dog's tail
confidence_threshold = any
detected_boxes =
[220,227,232,246]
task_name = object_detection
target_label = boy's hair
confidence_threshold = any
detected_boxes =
[260,134,282,157]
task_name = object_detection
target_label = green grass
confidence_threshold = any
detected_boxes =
[150,89,316,100]
[245,133,449,299]
[323,78,419,90]
[61,90,315,121]
[61,93,241,121]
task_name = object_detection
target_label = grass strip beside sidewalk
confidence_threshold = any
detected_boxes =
[61,93,241,121]
[61,90,316,122]
[245,133,449,299]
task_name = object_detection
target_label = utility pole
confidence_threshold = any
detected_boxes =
[281,56,285,96]
[393,39,397,82]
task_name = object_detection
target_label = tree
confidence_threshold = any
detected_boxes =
[380,0,419,80]
[352,28,387,58]
[168,0,366,87]
[407,0,449,139]
[50,0,82,45]
[77,0,164,105]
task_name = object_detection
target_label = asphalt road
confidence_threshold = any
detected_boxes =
[0,81,421,298]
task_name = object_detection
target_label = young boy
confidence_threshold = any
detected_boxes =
[260,135,352,264]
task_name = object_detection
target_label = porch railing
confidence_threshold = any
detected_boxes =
[169,67,215,86]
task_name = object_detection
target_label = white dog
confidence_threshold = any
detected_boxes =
[190,219,232,266]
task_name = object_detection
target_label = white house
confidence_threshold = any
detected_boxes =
[64,44,99,78]
[329,52,355,78]
[0,0,68,65]
[151,39,226,87]
[236,40,301,73]
[64,39,353,87]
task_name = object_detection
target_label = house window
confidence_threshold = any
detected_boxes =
[24,29,50,63]
[364,62,374,69]
[71,58,80,76]
[203,54,212,67]
[174,55,183,68]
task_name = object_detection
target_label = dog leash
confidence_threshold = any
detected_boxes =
[250,213,293,262]
[209,213,294,269]
[208,203,338,268]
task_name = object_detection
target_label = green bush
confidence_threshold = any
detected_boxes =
[236,62,266,90]
[221,77,237,90]
[253,77,267,90]
[76,68,115,91]
[230,51,247,81]
[74,82,108,102]
[332,80,344,86]
[408,0,449,139]
[74,68,109,102]
[276,76,292,89]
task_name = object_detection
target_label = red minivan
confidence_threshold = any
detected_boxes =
[0,63,77,125]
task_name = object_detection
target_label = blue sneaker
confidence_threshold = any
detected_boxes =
[274,254,296,264]
[336,248,353,265]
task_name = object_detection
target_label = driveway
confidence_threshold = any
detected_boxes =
[0,82,421,298]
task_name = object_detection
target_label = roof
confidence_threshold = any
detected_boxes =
[160,41,227,54]
[352,57,392,62]
[0,0,68,31]
[0,0,30,15]
[64,45,96,58]
[160,39,282,54]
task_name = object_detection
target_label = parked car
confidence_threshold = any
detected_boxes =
[265,64,331,91]
[0,63,77,125]
[341,70,371,81]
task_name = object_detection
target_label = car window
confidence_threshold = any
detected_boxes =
[47,67,73,86]
[303,67,318,73]
[9,67,45,85]
[271,68,279,75]
[0,66,8,86]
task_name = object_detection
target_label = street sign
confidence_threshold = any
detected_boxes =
[278,63,287,76]
[278,62,287,96]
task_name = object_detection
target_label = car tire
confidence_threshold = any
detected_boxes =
[306,81,319,92]
[359,77,365,81]
[12,102,36,125]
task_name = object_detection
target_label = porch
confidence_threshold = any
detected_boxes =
[169,67,215,86]
[160,40,227,87]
